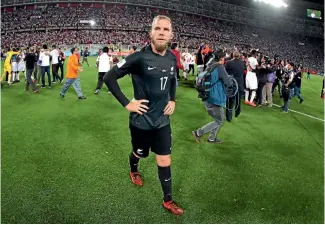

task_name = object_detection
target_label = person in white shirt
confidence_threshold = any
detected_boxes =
[50,45,62,83]
[188,53,195,76]
[17,51,26,81]
[245,50,259,106]
[39,44,52,88]
[181,48,191,80]
[94,47,113,94]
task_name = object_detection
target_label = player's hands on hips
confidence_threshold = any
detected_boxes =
[164,101,176,115]
[125,99,149,115]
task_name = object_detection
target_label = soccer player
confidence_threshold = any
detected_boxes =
[94,47,113,94]
[17,50,26,81]
[103,15,183,216]
[11,50,19,83]
[244,50,259,107]
[1,48,19,86]
[60,47,86,99]
[181,48,191,80]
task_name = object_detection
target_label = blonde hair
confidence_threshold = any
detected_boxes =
[151,15,172,30]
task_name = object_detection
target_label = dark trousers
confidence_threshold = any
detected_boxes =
[41,66,51,87]
[257,82,266,105]
[96,72,107,90]
[82,57,89,66]
[52,64,61,81]
[26,68,37,91]
[176,68,180,79]
[226,91,242,121]
[282,87,291,112]
[321,79,325,97]
[188,64,195,75]
[58,64,64,80]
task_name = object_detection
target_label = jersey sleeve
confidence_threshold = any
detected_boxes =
[113,52,140,77]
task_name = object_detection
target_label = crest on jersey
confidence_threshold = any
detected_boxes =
[117,59,126,68]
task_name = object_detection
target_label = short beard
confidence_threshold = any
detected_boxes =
[152,40,168,53]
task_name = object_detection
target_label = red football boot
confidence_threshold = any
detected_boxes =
[129,172,144,187]
[163,201,184,216]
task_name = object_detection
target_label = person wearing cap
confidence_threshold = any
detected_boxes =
[225,51,245,122]
[192,49,233,144]
[59,47,86,99]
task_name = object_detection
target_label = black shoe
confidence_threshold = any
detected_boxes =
[207,139,222,144]
[60,93,64,99]
[299,99,304,104]
[94,89,100,95]
[235,112,240,117]
[226,118,232,122]
[78,96,86,100]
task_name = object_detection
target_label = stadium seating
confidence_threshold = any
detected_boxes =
[1,3,323,70]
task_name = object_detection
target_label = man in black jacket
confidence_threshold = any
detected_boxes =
[25,47,39,93]
[225,51,244,121]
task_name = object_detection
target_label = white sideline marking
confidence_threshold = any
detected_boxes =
[273,104,324,122]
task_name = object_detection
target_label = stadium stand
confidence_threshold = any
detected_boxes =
[1,0,324,71]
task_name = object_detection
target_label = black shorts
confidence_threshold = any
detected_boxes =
[130,124,172,158]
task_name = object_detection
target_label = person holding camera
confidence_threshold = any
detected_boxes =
[256,56,269,106]
[262,60,277,107]
[225,51,245,121]
[281,63,295,113]
[292,66,304,104]
[192,49,233,144]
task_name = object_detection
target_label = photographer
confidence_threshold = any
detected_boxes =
[192,49,233,144]
[281,63,295,113]
[272,60,285,97]
[292,66,304,104]
[256,56,269,106]
[225,51,245,121]
[262,59,277,107]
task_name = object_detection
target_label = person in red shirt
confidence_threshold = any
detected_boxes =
[170,43,182,80]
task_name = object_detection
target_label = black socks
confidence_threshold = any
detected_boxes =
[158,165,172,202]
[129,152,140,173]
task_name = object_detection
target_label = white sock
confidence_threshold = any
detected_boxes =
[16,73,19,81]
[250,91,256,102]
[183,72,187,78]
[12,72,15,82]
[245,90,249,102]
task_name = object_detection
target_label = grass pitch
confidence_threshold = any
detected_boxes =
[1,57,324,223]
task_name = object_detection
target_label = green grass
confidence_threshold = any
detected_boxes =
[1,57,324,223]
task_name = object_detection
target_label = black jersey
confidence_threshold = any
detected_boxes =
[105,45,177,130]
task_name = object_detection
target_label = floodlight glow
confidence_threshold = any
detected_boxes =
[90,20,96,26]
[254,0,288,8]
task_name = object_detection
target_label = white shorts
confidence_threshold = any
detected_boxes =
[18,62,25,72]
[183,63,189,71]
[11,62,18,72]
[246,71,258,90]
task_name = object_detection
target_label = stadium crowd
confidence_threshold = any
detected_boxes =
[1,5,324,71]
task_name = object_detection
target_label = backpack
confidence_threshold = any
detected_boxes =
[195,62,219,101]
